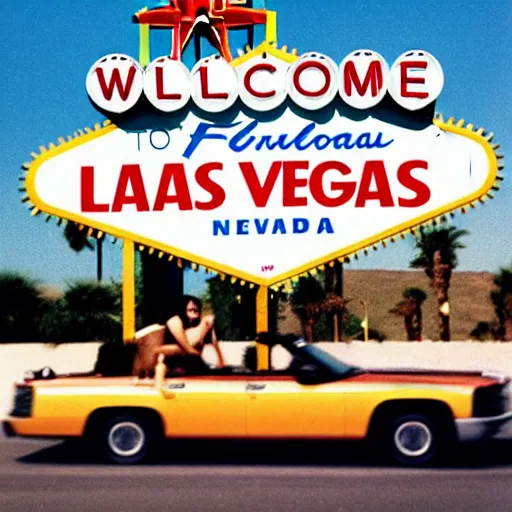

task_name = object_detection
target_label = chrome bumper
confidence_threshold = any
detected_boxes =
[456,411,512,442]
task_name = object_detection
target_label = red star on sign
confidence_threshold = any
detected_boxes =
[133,0,268,62]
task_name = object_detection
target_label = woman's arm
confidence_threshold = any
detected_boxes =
[157,316,202,357]
[211,327,225,368]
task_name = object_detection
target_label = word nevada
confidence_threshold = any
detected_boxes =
[86,49,444,115]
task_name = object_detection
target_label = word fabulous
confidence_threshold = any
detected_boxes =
[86,49,444,115]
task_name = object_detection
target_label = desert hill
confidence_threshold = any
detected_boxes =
[278,270,496,341]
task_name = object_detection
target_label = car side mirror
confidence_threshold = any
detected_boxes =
[297,364,322,385]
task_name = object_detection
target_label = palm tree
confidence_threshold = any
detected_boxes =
[63,222,103,281]
[61,220,191,329]
[291,275,327,342]
[291,275,349,342]
[40,280,122,343]
[323,261,344,340]
[490,265,512,341]
[390,287,427,341]
[410,226,468,341]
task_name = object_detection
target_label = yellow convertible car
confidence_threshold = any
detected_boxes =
[3,334,512,466]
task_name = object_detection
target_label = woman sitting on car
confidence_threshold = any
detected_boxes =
[153,295,225,373]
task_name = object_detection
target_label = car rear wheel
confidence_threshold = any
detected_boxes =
[387,413,440,466]
[100,415,159,465]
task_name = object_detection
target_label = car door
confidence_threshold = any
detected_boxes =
[160,375,248,437]
[245,374,346,438]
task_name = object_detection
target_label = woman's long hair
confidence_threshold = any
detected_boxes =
[176,295,202,328]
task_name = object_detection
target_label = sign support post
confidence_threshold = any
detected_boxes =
[256,285,269,370]
[122,239,136,343]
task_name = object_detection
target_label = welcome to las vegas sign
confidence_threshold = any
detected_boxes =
[22,43,503,286]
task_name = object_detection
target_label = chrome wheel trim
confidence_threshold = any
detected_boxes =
[107,421,145,458]
[394,421,432,457]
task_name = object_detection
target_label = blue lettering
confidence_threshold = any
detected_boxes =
[333,133,355,150]
[255,135,276,151]
[293,218,309,233]
[228,119,258,153]
[272,219,287,234]
[254,218,269,234]
[255,134,294,151]
[317,218,334,234]
[213,220,229,236]
[374,132,394,148]
[136,131,143,151]
[313,135,331,150]
[182,120,394,158]
[212,218,338,236]
[183,121,241,159]
[293,123,316,150]
[355,132,372,149]
[237,219,249,235]
[149,129,170,150]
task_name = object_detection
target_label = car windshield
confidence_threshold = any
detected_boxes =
[288,341,362,378]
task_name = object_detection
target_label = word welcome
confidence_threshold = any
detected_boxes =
[80,159,430,213]
[86,49,444,115]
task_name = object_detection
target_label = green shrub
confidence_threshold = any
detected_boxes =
[0,272,47,342]
[40,280,122,343]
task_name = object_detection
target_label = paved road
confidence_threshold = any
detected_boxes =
[1,436,512,512]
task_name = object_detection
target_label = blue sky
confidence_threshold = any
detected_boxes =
[1,0,511,296]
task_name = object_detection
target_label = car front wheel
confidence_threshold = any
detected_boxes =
[387,413,440,466]
[101,415,157,464]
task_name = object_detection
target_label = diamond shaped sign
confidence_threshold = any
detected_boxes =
[24,45,501,286]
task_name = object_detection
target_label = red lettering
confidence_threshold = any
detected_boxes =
[153,164,193,211]
[397,160,430,207]
[95,66,137,101]
[240,161,282,207]
[343,60,383,97]
[400,61,429,99]
[310,161,356,207]
[199,65,229,99]
[156,66,181,100]
[355,161,394,207]
[244,63,277,98]
[111,165,150,212]
[283,161,309,207]
[195,162,225,210]
[293,61,331,97]
[81,166,109,212]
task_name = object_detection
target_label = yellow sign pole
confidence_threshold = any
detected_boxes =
[138,7,150,68]
[122,239,136,343]
[265,11,277,46]
[256,285,269,370]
